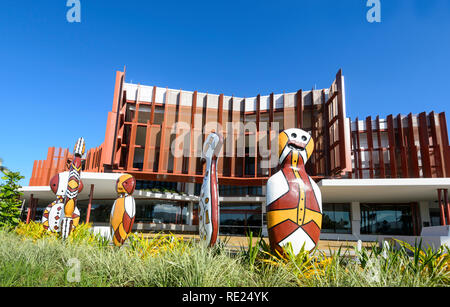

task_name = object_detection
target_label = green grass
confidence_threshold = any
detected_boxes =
[0,223,449,287]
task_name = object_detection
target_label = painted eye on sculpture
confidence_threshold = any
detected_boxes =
[302,135,307,141]
[291,133,297,138]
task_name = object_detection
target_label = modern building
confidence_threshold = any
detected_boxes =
[21,69,450,242]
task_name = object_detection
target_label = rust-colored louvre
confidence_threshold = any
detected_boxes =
[351,112,450,179]
[29,147,70,186]
[312,69,351,177]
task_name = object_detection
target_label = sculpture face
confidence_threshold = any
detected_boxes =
[116,174,136,195]
[50,173,68,196]
[266,128,323,255]
[198,132,223,247]
[49,172,83,197]
[278,128,314,165]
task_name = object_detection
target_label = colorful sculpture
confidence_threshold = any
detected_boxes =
[110,174,136,246]
[198,132,223,247]
[42,172,81,232]
[61,137,85,239]
[266,128,323,255]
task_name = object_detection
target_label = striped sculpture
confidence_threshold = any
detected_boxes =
[60,137,85,239]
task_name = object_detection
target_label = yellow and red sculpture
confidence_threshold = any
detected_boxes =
[266,128,323,255]
[110,174,136,246]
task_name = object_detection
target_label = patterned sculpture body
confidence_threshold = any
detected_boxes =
[198,132,223,247]
[110,174,136,246]
[266,128,323,255]
[61,137,85,239]
[42,172,81,232]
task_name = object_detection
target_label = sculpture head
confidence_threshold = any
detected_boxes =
[201,132,223,163]
[116,174,136,195]
[278,128,314,165]
[73,137,86,158]
[49,172,83,196]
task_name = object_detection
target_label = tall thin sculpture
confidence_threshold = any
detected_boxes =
[110,174,136,246]
[198,132,223,247]
[61,137,85,239]
[266,128,323,255]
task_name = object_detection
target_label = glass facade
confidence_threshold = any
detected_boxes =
[219,203,263,236]
[322,203,352,234]
[27,197,422,238]
[429,207,441,227]
[135,180,178,192]
[194,183,263,197]
[75,199,189,224]
[77,200,113,223]
[134,200,188,224]
[360,204,414,235]
[218,185,263,197]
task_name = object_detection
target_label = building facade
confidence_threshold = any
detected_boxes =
[22,69,450,241]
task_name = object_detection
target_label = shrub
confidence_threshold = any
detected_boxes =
[0,170,24,229]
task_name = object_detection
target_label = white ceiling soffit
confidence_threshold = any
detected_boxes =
[318,178,450,203]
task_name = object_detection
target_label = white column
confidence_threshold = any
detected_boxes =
[419,201,430,228]
[187,201,194,226]
[351,201,361,237]
[186,182,195,195]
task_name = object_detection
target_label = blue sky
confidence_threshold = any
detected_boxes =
[1,0,449,185]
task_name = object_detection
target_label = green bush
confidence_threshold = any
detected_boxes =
[0,170,24,229]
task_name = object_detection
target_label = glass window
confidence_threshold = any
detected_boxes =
[135,180,178,193]
[322,203,352,234]
[133,148,145,169]
[137,105,151,124]
[245,156,255,176]
[153,106,164,125]
[125,104,136,122]
[134,200,188,224]
[360,203,413,235]
[219,203,263,236]
[429,208,441,227]
[76,199,188,225]
[76,200,112,223]
[218,185,263,197]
